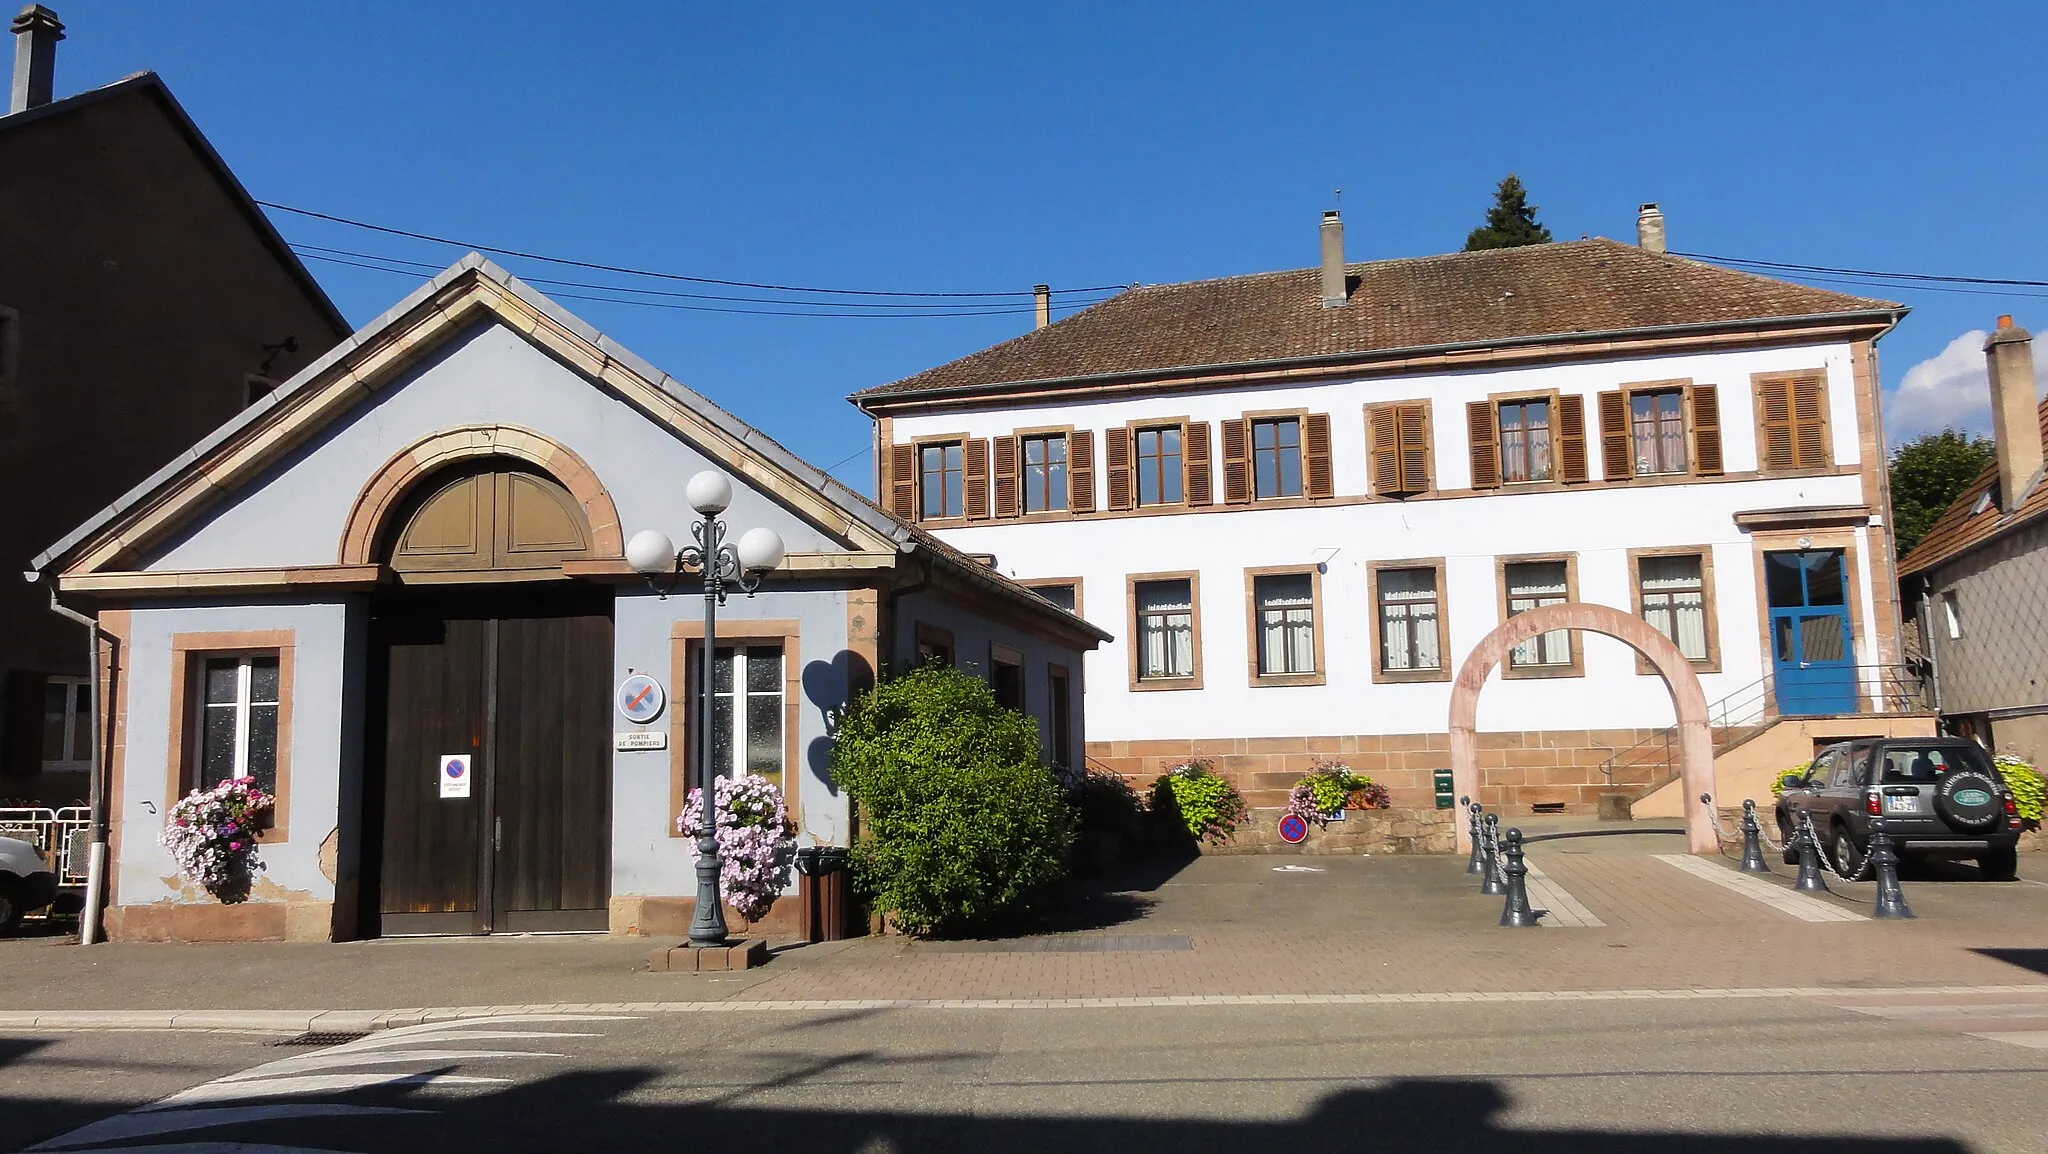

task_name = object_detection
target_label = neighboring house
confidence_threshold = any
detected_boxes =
[855,206,1932,817]
[27,255,1101,942]
[1897,317,2048,765]
[0,7,348,804]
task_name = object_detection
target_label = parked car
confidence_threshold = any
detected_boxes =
[1776,738,2022,880]
[0,834,60,934]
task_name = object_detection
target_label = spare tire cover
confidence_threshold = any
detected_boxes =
[1932,769,2003,833]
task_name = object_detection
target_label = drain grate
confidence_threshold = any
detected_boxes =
[269,1030,369,1047]
[1531,802,1568,815]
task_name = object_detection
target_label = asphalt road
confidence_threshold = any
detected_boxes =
[6,997,2047,1153]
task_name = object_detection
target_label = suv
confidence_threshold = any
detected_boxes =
[1776,738,2021,880]
[0,834,59,935]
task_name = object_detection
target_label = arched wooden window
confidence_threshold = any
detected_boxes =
[384,463,592,580]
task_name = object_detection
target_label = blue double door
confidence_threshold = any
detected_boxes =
[1765,549,1857,716]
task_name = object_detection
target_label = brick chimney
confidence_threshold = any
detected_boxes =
[1320,210,1346,308]
[9,4,62,114]
[1032,284,1050,330]
[1636,203,1666,253]
[1985,315,2043,512]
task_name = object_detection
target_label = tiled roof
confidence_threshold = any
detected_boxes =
[1897,398,2048,578]
[856,239,1901,403]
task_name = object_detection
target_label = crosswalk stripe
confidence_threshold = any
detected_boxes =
[1523,865,1605,927]
[1654,854,1864,921]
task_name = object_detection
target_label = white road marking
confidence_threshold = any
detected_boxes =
[146,1072,513,1109]
[1850,1004,2048,1021]
[1523,864,1605,928]
[31,1105,425,1151]
[1654,854,1865,921]
[334,1029,597,1051]
[1967,1031,2048,1049]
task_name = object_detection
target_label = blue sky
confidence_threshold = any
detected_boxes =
[51,1,2048,484]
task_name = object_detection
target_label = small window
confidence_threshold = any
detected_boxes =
[704,644,785,787]
[1640,554,1708,661]
[915,624,955,667]
[1942,591,1962,640]
[1020,433,1069,514]
[1252,573,1316,677]
[1499,399,1553,483]
[919,442,965,519]
[1028,582,1078,614]
[40,676,91,770]
[1135,425,1185,506]
[1135,579,1196,680]
[195,654,281,795]
[1378,568,1442,673]
[1971,490,1995,517]
[1630,389,1688,475]
[1505,561,1571,668]
[1251,418,1303,499]
[1047,665,1073,773]
[991,646,1024,711]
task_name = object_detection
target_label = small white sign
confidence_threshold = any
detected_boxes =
[438,754,472,799]
[615,730,668,751]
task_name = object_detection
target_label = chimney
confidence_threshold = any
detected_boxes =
[1319,210,1346,308]
[1636,203,1666,253]
[9,5,62,114]
[1985,315,2043,512]
[1032,284,1050,330]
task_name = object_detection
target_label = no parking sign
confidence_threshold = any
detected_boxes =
[1277,813,1309,844]
[439,754,471,800]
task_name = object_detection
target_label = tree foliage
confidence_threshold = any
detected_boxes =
[1890,429,1997,558]
[1463,174,1554,251]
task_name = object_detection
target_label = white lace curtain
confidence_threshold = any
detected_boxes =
[1379,568,1440,671]
[1640,555,1707,660]
[1256,574,1315,675]
[1137,581,1194,677]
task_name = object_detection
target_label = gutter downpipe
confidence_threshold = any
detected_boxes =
[45,588,108,945]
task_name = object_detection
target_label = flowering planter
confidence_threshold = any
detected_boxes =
[160,776,274,904]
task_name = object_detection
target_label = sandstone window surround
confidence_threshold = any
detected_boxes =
[668,618,804,835]
[1597,379,1725,482]
[166,630,296,842]
[1498,555,1583,678]
[1219,411,1334,505]
[1369,559,1450,683]
[1245,567,1325,687]
[1752,370,1833,472]
[1128,572,1203,691]
[1628,546,1721,673]
[1018,577,1082,617]
[994,427,1096,518]
[1468,391,1588,490]
[1105,418,1213,512]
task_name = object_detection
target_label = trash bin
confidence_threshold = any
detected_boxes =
[794,846,852,943]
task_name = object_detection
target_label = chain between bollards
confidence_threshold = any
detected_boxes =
[1464,799,1487,875]
[1497,828,1541,928]
[1739,799,1771,873]
[1480,813,1507,896]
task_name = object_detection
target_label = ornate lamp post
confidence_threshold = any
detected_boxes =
[626,470,786,946]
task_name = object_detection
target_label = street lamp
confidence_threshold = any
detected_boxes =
[627,470,786,947]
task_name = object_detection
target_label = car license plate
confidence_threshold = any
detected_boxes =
[1884,795,1917,814]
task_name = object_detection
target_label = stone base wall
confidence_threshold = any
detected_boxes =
[608,894,804,940]
[1204,808,1457,855]
[103,900,334,942]
[1087,728,1664,816]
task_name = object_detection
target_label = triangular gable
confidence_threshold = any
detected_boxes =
[34,255,908,579]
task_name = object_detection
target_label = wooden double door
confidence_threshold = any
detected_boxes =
[365,589,613,935]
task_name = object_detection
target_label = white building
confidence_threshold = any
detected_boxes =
[855,208,1927,815]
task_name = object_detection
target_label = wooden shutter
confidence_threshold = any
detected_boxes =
[1558,394,1588,484]
[1466,400,1500,490]
[1068,429,1095,512]
[1185,421,1213,505]
[1304,413,1333,499]
[1792,376,1829,467]
[1368,406,1402,494]
[1758,376,1795,471]
[1689,384,1723,476]
[1598,390,1632,481]
[1397,403,1431,493]
[1221,417,1251,504]
[993,435,1020,518]
[887,444,917,519]
[1105,426,1134,511]
[964,438,990,520]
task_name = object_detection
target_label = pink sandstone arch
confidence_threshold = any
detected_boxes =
[1449,601,1717,855]
[337,424,624,566]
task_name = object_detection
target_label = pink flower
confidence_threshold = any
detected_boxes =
[228,841,242,851]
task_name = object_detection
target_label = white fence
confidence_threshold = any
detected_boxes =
[0,807,91,886]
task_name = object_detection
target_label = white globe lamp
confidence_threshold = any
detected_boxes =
[736,526,786,575]
[625,529,676,576]
[686,470,733,516]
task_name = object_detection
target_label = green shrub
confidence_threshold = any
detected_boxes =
[1995,755,2044,825]
[1074,770,1145,836]
[1769,765,1810,798]
[1151,760,1248,845]
[831,663,1075,936]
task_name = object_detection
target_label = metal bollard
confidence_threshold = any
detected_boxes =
[1793,814,1830,893]
[1739,799,1771,873]
[1869,813,1915,920]
[1480,814,1507,896]
[1498,828,1541,928]
[1465,801,1487,875]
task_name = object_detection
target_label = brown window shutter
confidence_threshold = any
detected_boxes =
[1466,400,1500,490]
[964,438,990,520]
[1598,390,1632,481]
[1068,429,1095,512]
[1397,402,1430,492]
[1221,418,1251,504]
[1104,426,1134,511]
[1792,376,1829,466]
[1304,413,1334,499]
[992,435,1020,518]
[1368,406,1401,494]
[1758,377,1794,470]
[888,444,917,519]
[1689,384,1723,476]
[1558,394,1588,483]
[1185,421,1213,505]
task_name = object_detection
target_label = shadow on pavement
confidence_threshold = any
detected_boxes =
[0,1036,49,1072]
[1970,947,2048,978]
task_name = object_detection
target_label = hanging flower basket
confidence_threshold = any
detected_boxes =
[160,776,274,904]
[677,774,798,925]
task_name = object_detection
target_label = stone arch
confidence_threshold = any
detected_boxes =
[338,424,623,565]
[1449,601,1717,855]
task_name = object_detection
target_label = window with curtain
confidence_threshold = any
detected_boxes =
[707,644,785,787]
[1021,433,1068,513]
[1254,573,1316,676]
[1640,555,1708,661]
[1505,561,1571,667]
[40,677,91,770]
[1377,568,1442,672]
[1135,425,1184,506]
[1498,399,1553,483]
[1630,389,1687,475]
[1251,418,1303,498]
[197,654,280,793]
[1135,579,1195,680]
[919,441,964,519]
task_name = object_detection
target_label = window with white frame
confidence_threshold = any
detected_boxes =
[1135,578,1195,680]
[707,644,785,787]
[41,676,91,771]
[1942,591,1963,640]
[1505,561,1571,667]
[1253,573,1316,676]
[197,655,281,793]
[1640,554,1708,660]
[1378,568,1442,672]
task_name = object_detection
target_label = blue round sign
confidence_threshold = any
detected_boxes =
[444,758,465,779]
[1278,813,1310,843]
[616,674,666,724]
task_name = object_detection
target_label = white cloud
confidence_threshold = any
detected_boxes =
[1885,327,2048,445]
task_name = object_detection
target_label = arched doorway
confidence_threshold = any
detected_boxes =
[1448,602,1717,855]
[360,458,616,936]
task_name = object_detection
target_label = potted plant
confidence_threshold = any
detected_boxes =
[1151,760,1248,847]
[1287,761,1390,827]
[677,773,798,927]
[160,776,274,903]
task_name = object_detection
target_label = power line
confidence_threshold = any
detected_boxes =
[263,200,1128,298]
[1675,251,2048,289]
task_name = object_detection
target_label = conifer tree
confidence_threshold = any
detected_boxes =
[1464,174,1554,251]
